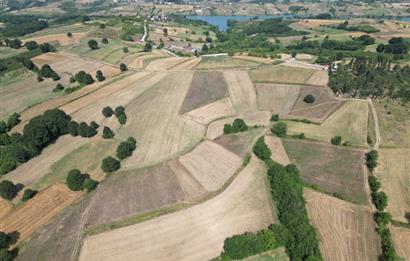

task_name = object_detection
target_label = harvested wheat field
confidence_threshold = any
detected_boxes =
[391,226,410,260]
[255,83,301,114]
[234,55,273,64]
[171,57,202,70]
[305,189,380,261]
[23,33,86,46]
[287,99,369,146]
[180,71,229,114]
[305,70,329,86]
[178,140,242,191]
[289,86,346,123]
[265,136,290,166]
[250,65,317,85]
[224,70,258,113]
[145,56,190,70]
[283,139,368,204]
[0,200,13,220]
[2,135,92,187]
[195,56,262,70]
[374,149,410,222]
[79,156,275,261]
[117,71,205,168]
[0,183,82,245]
[184,98,237,125]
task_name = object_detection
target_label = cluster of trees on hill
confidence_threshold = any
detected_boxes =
[335,21,380,33]
[366,151,401,260]
[101,137,136,173]
[0,15,48,37]
[223,119,248,134]
[66,169,98,192]
[0,109,98,176]
[329,55,410,102]
[240,18,308,37]
[376,37,409,55]
[250,137,322,260]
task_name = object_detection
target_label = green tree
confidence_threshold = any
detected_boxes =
[123,47,129,53]
[101,156,120,173]
[22,188,37,202]
[271,122,287,137]
[116,140,135,160]
[117,113,127,125]
[0,249,13,261]
[143,43,152,52]
[331,135,342,145]
[371,191,388,211]
[0,231,11,249]
[120,63,128,72]
[368,175,381,193]
[96,70,105,81]
[68,121,79,136]
[82,178,98,192]
[270,114,279,122]
[374,211,392,227]
[0,121,7,134]
[102,127,114,139]
[366,150,378,171]
[253,137,271,162]
[101,38,108,44]
[102,106,114,117]
[24,40,38,50]
[66,169,85,191]
[232,119,248,133]
[303,94,315,103]
[0,180,17,200]
[223,124,233,134]
[88,39,99,50]
[7,113,20,129]
[67,32,73,38]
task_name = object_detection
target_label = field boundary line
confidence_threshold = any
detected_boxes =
[367,98,381,149]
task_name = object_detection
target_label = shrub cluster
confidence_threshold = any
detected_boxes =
[270,114,279,122]
[271,122,287,137]
[40,64,60,81]
[221,229,279,259]
[223,119,248,134]
[69,121,98,138]
[252,137,271,162]
[366,150,378,171]
[0,113,21,133]
[21,188,37,202]
[114,106,127,125]
[0,180,17,200]
[75,71,94,85]
[66,169,98,192]
[116,137,137,160]
[0,109,71,175]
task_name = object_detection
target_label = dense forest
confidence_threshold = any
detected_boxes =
[329,55,410,101]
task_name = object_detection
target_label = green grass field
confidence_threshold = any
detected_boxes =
[0,47,27,59]
[287,99,369,146]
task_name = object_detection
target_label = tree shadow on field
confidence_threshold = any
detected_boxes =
[15,183,24,193]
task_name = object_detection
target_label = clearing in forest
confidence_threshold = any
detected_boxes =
[178,141,242,191]
[179,71,229,114]
[283,139,368,204]
[305,189,380,261]
[0,183,82,245]
[79,156,275,261]
[286,99,369,146]
[374,149,410,222]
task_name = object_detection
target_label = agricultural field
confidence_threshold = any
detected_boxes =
[250,65,326,86]
[374,149,410,222]
[286,99,369,146]
[305,189,381,261]
[79,156,275,261]
[283,139,368,204]
[391,226,410,260]
[224,70,258,113]
[214,128,264,157]
[374,100,410,148]
[255,83,300,114]
[195,56,263,70]
[179,71,229,114]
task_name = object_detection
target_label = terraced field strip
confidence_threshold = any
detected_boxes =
[305,189,381,261]
[224,70,258,113]
[184,98,237,125]
[374,149,410,222]
[79,156,275,261]
[0,184,82,245]
[178,140,243,192]
[391,226,410,260]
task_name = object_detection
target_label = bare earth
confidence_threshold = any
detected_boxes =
[305,189,381,261]
[79,156,275,261]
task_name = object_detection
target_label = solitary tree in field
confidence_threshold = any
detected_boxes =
[123,47,129,53]
[101,156,120,173]
[102,106,114,117]
[119,63,128,72]
[163,27,168,37]
[271,122,287,138]
[102,38,108,44]
[0,180,17,200]
[67,32,73,38]
[291,50,297,58]
[96,70,105,81]
[66,169,85,191]
[88,39,99,50]
[102,126,114,139]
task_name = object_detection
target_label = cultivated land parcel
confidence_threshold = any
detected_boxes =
[0,13,409,261]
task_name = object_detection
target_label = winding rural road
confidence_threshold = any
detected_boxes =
[367,98,381,149]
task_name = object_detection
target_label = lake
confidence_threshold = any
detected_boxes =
[186,15,291,31]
